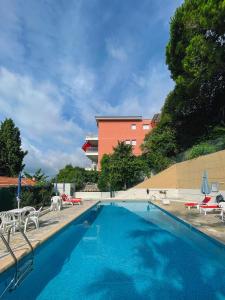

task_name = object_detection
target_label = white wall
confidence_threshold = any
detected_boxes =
[54,183,76,196]
[75,191,111,199]
[73,188,225,202]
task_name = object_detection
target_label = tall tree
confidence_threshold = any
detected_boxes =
[55,165,86,191]
[0,118,27,176]
[55,165,99,191]
[97,154,111,191]
[142,0,225,174]
[24,168,48,184]
[166,0,225,146]
[98,142,147,191]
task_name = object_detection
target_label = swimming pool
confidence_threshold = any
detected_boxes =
[1,201,225,299]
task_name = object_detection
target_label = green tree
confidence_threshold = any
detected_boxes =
[165,0,225,147]
[142,0,225,174]
[84,170,99,183]
[141,125,177,173]
[24,168,48,185]
[97,154,111,191]
[55,164,86,191]
[0,118,27,176]
[98,142,147,191]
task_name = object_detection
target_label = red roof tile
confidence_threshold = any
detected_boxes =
[0,176,36,187]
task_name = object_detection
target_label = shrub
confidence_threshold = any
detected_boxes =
[20,184,53,208]
[0,184,53,211]
[0,187,16,211]
[185,143,217,160]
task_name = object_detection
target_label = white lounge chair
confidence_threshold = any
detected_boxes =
[24,207,42,233]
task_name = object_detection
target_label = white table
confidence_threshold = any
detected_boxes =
[8,207,34,226]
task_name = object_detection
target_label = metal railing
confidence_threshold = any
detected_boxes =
[0,225,34,298]
[86,147,98,153]
[86,133,98,139]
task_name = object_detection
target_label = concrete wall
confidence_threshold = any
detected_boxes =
[54,183,75,196]
[75,151,225,201]
[136,150,225,191]
[75,191,111,199]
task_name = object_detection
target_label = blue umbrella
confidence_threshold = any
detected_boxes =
[54,180,58,195]
[201,170,211,196]
[16,172,22,208]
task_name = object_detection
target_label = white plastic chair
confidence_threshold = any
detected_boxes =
[24,207,42,233]
[219,202,225,221]
[20,207,36,226]
[0,212,17,233]
[51,196,62,211]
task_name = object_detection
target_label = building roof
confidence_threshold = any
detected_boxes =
[95,116,143,124]
[0,177,36,188]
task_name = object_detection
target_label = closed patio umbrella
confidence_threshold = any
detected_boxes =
[201,170,211,196]
[17,172,22,208]
[54,181,58,195]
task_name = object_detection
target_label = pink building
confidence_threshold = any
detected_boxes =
[82,116,154,170]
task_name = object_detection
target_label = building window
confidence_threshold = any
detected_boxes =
[131,124,136,130]
[125,140,131,145]
[131,140,136,146]
[143,124,150,130]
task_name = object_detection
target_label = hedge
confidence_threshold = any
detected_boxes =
[0,184,53,212]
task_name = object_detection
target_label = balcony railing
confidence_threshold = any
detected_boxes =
[86,147,98,153]
[86,133,98,140]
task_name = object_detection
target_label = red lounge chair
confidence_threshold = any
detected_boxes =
[184,196,212,210]
[61,194,83,205]
[199,204,219,215]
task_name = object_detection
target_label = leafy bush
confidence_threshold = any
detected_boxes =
[185,143,217,160]
[98,142,148,191]
[0,187,16,211]
[143,151,174,173]
[0,184,53,211]
[55,165,99,191]
[141,125,177,173]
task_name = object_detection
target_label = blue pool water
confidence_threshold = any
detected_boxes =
[1,201,225,300]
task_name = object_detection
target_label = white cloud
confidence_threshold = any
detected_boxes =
[0,0,182,175]
[22,139,89,176]
[0,67,87,174]
[106,39,127,62]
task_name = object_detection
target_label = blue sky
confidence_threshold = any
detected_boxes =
[0,0,183,176]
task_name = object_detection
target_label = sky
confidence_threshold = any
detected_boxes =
[0,0,183,176]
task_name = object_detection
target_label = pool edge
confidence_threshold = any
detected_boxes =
[0,201,99,274]
[151,200,225,249]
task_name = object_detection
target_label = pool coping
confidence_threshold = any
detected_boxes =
[0,201,99,274]
[150,200,225,249]
[101,199,225,249]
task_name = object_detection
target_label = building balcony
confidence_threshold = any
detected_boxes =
[85,147,98,163]
[85,134,98,148]
[86,133,98,141]
[86,147,98,153]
